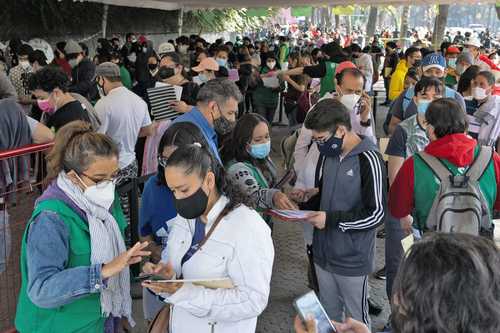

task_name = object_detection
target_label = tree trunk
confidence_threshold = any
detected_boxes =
[432,5,449,50]
[497,4,500,20]
[366,6,378,39]
[400,5,410,48]
[101,4,109,38]
[335,14,340,29]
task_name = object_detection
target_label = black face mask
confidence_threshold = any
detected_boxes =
[413,59,422,68]
[214,115,235,136]
[317,134,344,157]
[148,63,158,71]
[158,66,176,80]
[174,186,209,219]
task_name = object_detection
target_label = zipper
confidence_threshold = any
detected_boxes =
[438,208,480,233]
[208,321,217,333]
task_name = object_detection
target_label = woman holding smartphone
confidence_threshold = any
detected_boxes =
[142,144,274,333]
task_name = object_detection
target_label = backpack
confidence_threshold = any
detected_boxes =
[281,128,300,171]
[418,146,493,236]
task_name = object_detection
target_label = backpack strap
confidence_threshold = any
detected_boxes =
[418,151,452,182]
[466,146,493,182]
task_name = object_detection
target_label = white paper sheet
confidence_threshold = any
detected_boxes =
[262,76,280,88]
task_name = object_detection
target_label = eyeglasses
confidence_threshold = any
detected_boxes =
[81,172,119,189]
[158,156,169,168]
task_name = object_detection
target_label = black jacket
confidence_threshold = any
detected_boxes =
[69,58,97,102]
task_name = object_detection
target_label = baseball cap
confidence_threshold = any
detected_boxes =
[192,57,219,72]
[138,35,148,45]
[158,42,175,56]
[464,37,481,48]
[421,53,446,72]
[457,51,474,65]
[64,39,83,55]
[335,61,357,75]
[95,62,121,78]
[446,46,460,55]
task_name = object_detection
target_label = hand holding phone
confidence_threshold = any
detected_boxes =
[294,291,337,333]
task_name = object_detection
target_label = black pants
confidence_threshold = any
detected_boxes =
[383,77,391,103]
[254,105,277,124]
[284,101,299,127]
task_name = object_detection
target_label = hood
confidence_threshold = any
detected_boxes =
[424,133,477,167]
[346,136,379,158]
[395,59,408,71]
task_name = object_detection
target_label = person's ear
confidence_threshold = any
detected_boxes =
[204,171,216,193]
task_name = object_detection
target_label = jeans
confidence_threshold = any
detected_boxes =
[284,101,298,127]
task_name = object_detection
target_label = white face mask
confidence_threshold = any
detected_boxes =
[68,58,79,68]
[340,93,361,111]
[472,87,488,100]
[84,180,116,210]
[179,45,189,54]
[19,60,31,70]
[267,61,276,69]
[127,53,137,63]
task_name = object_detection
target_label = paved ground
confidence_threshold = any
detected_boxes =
[130,88,392,332]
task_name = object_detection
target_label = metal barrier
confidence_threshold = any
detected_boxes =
[0,143,53,332]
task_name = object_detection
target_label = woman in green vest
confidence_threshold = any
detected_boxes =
[222,113,297,227]
[15,121,150,333]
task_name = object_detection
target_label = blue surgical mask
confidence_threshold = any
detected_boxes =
[198,73,209,83]
[317,134,344,157]
[216,58,227,68]
[447,58,457,69]
[249,141,271,159]
[417,99,432,114]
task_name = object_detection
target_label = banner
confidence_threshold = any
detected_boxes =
[332,6,355,16]
[247,8,269,17]
[291,6,312,17]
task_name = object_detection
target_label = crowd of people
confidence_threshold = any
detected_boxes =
[0,25,499,333]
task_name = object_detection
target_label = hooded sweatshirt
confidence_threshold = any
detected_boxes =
[313,137,387,277]
[389,133,500,230]
[388,59,409,101]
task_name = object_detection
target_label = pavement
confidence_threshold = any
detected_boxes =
[130,87,392,332]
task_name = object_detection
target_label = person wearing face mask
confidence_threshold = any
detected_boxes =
[141,144,274,333]
[110,51,132,89]
[215,46,230,69]
[383,77,443,301]
[94,62,153,199]
[281,52,311,126]
[454,50,474,78]
[388,47,422,101]
[389,98,500,237]
[463,37,491,72]
[191,57,219,86]
[444,46,461,88]
[252,53,284,123]
[348,44,373,93]
[173,78,242,162]
[29,66,91,132]
[157,52,200,113]
[223,113,297,228]
[64,40,98,102]
[471,71,500,149]
[15,121,151,333]
[325,63,376,143]
[139,122,212,323]
[299,99,387,330]
[8,44,34,113]
[387,53,465,135]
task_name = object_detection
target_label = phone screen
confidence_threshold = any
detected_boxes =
[294,291,337,333]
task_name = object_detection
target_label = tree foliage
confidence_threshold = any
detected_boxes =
[186,8,274,34]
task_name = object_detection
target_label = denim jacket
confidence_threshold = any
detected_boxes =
[25,183,106,309]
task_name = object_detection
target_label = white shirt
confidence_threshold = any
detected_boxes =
[355,54,374,92]
[160,196,274,333]
[95,86,152,168]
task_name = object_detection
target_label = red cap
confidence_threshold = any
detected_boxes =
[446,46,460,55]
[138,35,147,44]
[335,61,357,75]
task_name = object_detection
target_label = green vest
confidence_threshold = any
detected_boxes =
[15,198,126,333]
[413,146,497,231]
[319,61,337,97]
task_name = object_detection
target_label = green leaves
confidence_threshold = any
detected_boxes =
[186,8,270,33]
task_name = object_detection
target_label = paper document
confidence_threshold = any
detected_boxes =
[262,76,280,88]
[147,277,234,289]
[401,234,414,254]
[147,84,183,121]
[266,209,315,221]
[228,69,240,82]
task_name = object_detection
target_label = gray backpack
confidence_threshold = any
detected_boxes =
[419,146,493,235]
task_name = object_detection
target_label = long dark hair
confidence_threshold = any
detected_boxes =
[391,233,500,333]
[156,122,210,186]
[222,113,274,185]
[166,144,252,212]
[457,65,480,95]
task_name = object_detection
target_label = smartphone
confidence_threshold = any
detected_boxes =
[293,291,337,333]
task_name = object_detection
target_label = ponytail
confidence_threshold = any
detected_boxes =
[46,121,119,181]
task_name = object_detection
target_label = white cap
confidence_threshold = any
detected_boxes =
[464,37,481,48]
[158,42,175,55]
